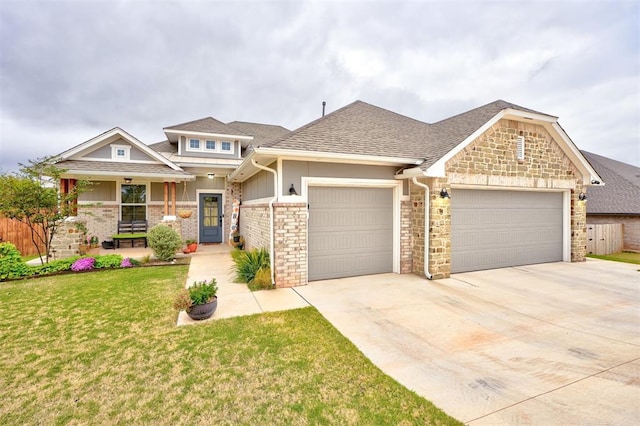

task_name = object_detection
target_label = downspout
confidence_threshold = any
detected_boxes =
[412,177,433,280]
[251,159,277,286]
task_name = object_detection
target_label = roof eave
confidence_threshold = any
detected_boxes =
[60,170,195,181]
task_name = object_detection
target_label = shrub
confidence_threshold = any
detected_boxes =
[71,257,95,272]
[0,242,30,280]
[30,257,80,276]
[248,267,274,291]
[94,254,123,269]
[147,225,182,261]
[231,247,270,284]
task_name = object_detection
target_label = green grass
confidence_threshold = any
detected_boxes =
[0,267,460,425]
[587,251,640,265]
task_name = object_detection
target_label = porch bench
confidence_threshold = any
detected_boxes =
[112,220,148,248]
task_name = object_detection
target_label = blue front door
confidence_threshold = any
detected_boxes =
[199,193,222,243]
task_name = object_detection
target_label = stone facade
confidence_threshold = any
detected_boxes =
[587,215,640,251]
[410,119,588,279]
[50,217,86,259]
[76,203,118,244]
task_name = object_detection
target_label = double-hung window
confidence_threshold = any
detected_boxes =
[221,141,232,152]
[121,184,146,220]
[188,139,201,151]
[205,140,216,151]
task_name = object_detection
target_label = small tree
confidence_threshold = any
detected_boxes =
[0,157,87,264]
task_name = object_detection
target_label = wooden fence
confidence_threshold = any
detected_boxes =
[587,223,623,255]
[0,216,45,256]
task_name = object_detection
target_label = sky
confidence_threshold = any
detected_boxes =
[1,0,638,174]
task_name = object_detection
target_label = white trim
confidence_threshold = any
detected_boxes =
[256,147,423,166]
[302,177,402,280]
[449,184,571,262]
[516,136,525,160]
[185,137,236,155]
[118,181,149,221]
[550,122,603,185]
[164,128,253,141]
[69,157,162,165]
[62,170,194,180]
[195,190,225,244]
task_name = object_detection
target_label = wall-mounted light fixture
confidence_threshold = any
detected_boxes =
[124,177,132,184]
[591,179,601,185]
[578,192,587,201]
[289,184,298,196]
[207,173,215,179]
[440,188,450,199]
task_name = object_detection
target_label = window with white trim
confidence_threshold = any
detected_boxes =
[121,184,146,220]
[221,141,232,152]
[205,140,216,151]
[111,144,131,160]
[188,139,201,151]
[516,136,525,160]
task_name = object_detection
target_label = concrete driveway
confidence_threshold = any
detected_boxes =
[294,259,640,425]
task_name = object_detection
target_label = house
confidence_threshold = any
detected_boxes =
[52,99,603,286]
[581,151,640,251]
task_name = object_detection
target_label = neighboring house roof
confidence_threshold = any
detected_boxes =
[163,117,251,138]
[148,139,177,155]
[581,151,640,215]
[227,121,290,145]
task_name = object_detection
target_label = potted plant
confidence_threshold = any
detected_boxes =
[183,239,198,253]
[89,235,99,248]
[173,278,218,320]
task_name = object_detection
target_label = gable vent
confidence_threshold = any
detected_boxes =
[516,136,525,160]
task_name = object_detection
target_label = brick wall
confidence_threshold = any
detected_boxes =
[77,203,118,244]
[588,215,640,251]
[239,203,270,251]
[273,203,307,287]
[400,199,413,273]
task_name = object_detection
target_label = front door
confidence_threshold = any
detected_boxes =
[199,193,222,243]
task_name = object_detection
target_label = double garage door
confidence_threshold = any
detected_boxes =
[451,189,564,273]
[308,186,393,281]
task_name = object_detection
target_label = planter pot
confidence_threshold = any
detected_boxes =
[233,235,241,243]
[178,210,192,219]
[187,297,218,320]
[187,243,198,252]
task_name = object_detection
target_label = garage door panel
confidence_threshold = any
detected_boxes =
[309,186,393,281]
[452,189,563,273]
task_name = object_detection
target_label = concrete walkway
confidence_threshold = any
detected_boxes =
[176,244,309,326]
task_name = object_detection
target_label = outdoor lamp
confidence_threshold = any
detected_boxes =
[440,188,450,199]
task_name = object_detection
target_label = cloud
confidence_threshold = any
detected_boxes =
[1,0,638,173]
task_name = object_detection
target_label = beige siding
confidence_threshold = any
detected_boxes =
[79,180,116,201]
[282,161,399,197]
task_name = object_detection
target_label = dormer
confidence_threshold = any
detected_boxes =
[163,117,254,160]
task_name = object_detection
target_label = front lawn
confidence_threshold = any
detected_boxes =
[0,267,460,425]
[587,251,640,265]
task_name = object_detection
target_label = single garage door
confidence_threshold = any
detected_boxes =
[308,186,393,281]
[451,189,563,273]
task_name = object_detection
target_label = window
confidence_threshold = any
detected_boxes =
[188,139,201,150]
[111,144,131,160]
[121,184,146,221]
[205,140,216,150]
[516,136,525,160]
[221,141,232,152]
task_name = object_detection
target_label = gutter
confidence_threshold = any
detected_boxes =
[250,159,277,286]
[411,177,433,280]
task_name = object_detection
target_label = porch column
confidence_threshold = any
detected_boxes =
[69,179,77,216]
[163,182,169,216]
[60,179,69,216]
[171,182,176,216]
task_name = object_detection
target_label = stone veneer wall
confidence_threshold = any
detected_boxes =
[587,215,640,251]
[273,203,307,287]
[77,203,118,244]
[412,118,587,279]
[50,217,86,259]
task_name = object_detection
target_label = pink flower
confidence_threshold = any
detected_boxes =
[71,257,95,272]
[121,258,133,268]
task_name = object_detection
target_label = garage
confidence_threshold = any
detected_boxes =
[451,189,564,273]
[308,186,393,281]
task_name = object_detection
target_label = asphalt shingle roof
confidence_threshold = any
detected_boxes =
[263,99,555,167]
[226,121,290,145]
[263,101,432,159]
[581,151,640,215]
[148,140,176,154]
[56,160,192,177]
[164,117,249,136]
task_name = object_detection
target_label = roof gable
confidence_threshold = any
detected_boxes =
[582,151,640,215]
[57,127,182,171]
